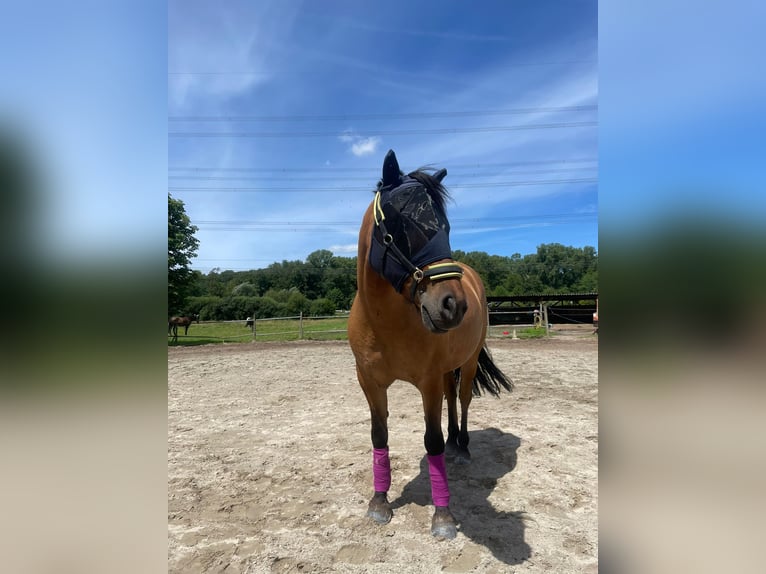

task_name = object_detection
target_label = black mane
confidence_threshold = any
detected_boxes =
[406,168,451,214]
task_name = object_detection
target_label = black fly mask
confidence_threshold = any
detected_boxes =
[369,150,463,297]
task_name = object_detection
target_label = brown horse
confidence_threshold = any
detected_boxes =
[168,314,199,342]
[348,150,512,539]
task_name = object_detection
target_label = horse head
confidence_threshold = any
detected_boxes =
[369,150,467,333]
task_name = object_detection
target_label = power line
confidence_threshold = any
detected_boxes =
[198,222,359,226]
[168,105,597,122]
[194,213,596,227]
[191,265,358,272]
[169,177,598,193]
[169,121,597,138]
[169,60,598,77]
[191,267,356,272]
[196,223,590,232]
[195,258,285,262]
[169,158,598,173]
[168,166,598,182]
[194,214,597,232]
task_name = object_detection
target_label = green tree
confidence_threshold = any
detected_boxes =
[534,243,597,292]
[325,287,346,310]
[231,282,257,296]
[168,194,199,314]
[306,249,334,269]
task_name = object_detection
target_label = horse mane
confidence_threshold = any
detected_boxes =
[406,168,451,214]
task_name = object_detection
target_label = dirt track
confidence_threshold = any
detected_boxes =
[168,331,598,573]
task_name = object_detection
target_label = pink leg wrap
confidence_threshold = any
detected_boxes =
[427,453,450,507]
[372,447,391,492]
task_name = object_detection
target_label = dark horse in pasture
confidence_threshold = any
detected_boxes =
[348,150,513,539]
[168,314,199,342]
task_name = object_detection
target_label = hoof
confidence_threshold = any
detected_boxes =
[431,506,458,540]
[454,449,471,465]
[447,441,471,465]
[445,440,459,457]
[366,492,393,525]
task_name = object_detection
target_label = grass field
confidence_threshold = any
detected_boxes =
[487,326,549,339]
[168,316,554,346]
[167,316,349,346]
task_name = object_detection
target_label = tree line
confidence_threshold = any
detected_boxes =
[182,244,597,321]
[169,193,597,321]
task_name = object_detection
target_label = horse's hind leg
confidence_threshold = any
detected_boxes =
[444,371,461,458]
[456,366,476,464]
[453,356,481,465]
[357,365,393,525]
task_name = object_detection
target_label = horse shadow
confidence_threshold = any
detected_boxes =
[390,427,530,565]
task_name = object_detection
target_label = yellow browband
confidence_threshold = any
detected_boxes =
[425,262,464,281]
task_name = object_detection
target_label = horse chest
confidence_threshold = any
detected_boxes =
[363,333,471,382]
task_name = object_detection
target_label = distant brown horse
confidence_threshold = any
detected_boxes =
[168,314,199,342]
[348,150,512,539]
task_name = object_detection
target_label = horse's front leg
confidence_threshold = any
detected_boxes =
[357,366,393,524]
[422,379,458,539]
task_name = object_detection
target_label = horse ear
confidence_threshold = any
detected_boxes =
[434,168,447,183]
[382,149,401,187]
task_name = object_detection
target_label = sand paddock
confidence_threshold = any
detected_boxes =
[169,333,597,573]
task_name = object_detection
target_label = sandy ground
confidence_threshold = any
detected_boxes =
[168,328,598,573]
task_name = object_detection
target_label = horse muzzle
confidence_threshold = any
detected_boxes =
[419,282,467,333]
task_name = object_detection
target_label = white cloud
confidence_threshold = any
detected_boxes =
[169,72,270,111]
[452,223,554,235]
[329,243,358,254]
[168,1,300,111]
[351,137,381,156]
[338,131,381,156]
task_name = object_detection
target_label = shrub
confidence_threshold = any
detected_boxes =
[285,291,311,315]
[186,296,222,321]
[310,298,336,316]
[252,296,285,319]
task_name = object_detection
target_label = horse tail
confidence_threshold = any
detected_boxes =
[471,346,513,397]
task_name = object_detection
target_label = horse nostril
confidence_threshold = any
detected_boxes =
[442,295,457,317]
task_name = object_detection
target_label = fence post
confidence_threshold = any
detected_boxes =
[252,318,256,341]
[299,311,304,339]
[543,303,550,337]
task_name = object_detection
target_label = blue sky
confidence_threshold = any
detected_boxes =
[599,1,766,233]
[1,2,167,265]
[3,1,762,277]
[169,0,598,272]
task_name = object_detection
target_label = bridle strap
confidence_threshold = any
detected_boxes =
[374,191,420,276]
[410,262,465,300]
[373,191,464,301]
